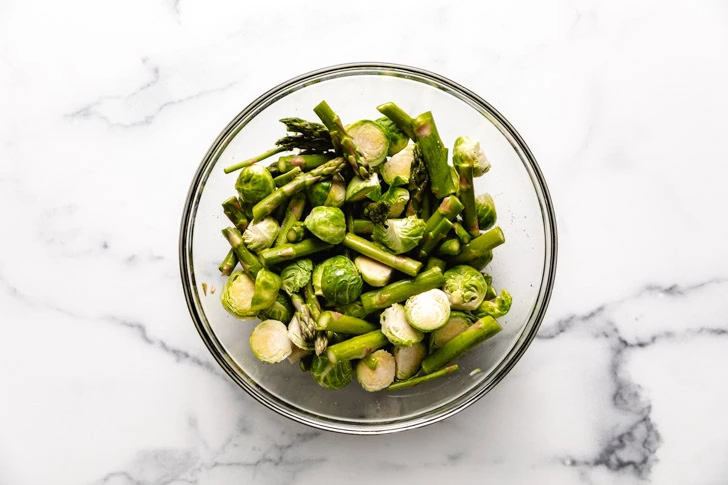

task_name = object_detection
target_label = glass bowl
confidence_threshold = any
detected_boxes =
[179,63,557,434]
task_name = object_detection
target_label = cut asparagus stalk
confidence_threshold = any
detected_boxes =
[273,167,302,187]
[360,267,446,312]
[447,227,505,264]
[452,222,472,245]
[221,227,263,277]
[343,233,422,277]
[286,222,306,243]
[223,146,287,174]
[424,257,447,273]
[316,311,378,335]
[274,194,306,247]
[436,238,461,257]
[252,157,346,221]
[419,218,454,258]
[423,196,465,236]
[218,249,238,275]
[277,153,334,173]
[412,111,457,199]
[222,196,249,233]
[326,330,389,363]
[258,239,333,266]
[376,102,416,139]
[352,219,375,235]
[388,364,459,391]
[421,316,502,374]
[314,101,370,178]
[457,162,479,237]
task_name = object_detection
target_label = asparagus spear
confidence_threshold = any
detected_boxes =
[360,267,446,312]
[343,233,422,277]
[258,239,333,266]
[291,294,316,342]
[376,102,416,139]
[421,316,502,374]
[456,162,479,237]
[221,227,263,277]
[286,222,306,243]
[222,196,249,232]
[387,364,459,391]
[273,167,302,187]
[326,330,389,363]
[218,249,238,275]
[352,219,375,235]
[277,154,333,173]
[316,311,378,335]
[419,218,454,258]
[436,238,461,257]
[452,222,472,245]
[423,196,465,236]
[313,101,370,178]
[447,227,505,265]
[252,157,346,220]
[275,118,333,153]
[274,194,306,247]
[424,256,447,273]
[412,111,457,199]
[223,147,287,174]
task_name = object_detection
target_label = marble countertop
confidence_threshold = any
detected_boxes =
[2,1,727,483]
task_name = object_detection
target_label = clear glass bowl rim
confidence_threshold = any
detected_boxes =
[179,62,558,435]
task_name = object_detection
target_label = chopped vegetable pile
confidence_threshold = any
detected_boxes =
[217,101,512,392]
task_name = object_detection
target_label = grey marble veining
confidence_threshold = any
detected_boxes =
[2,0,728,484]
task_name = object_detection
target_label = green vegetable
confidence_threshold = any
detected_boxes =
[221,227,263,277]
[258,239,333,266]
[250,269,282,312]
[343,233,422,277]
[304,206,346,244]
[354,255,393,287]
[360,267,445,313]
[327,330,389,363]
[442,265,488,311]
[273,167,302,187]
[436,238,461,257]
[372,216,426,255]
[453,136,490,177]
[447,227,505,265]
[380,144,414,187]
[249,320,292,363]
[277,153,334,173]
[286,222,306,243]
[393,342,427,380]
[473,289,512,319]
[421,316,502,374]
[242,217,280,251]
[475,193,497,230]
[345,173,381,202]
[317,255,363,305]
[311,354,353,390]
[380,187,410,218]
[376,102,416,139]
[306,174,346,208]
[280,259,313,296]
[220,270,257,318]
[314,100,370,178]
[222,196,249,232]
[257,293,294,323]
[356,350,396,392]
[412,111,457,199]
[275,194,306,247]
[430,311,475,351]
[404,288,451,332]
[376,116,409,156]
[287,315,313,351]
[218,249,238,276]
[316,311,378,335]
[388,364,458,391]
[380,303,424,346]
[456,162,479,237]
[235,165,275,205]
[346,120,389,167]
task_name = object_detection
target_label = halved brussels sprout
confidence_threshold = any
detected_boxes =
[354,255,393,287]
[250,269,282,312]
[280,259,313,296]
[452,136,491,177]
[304,206,346,244]
[347,120,389,166]
[311,353,353,390]
[257,292,294,323]
[393,342,427,380]
[376,116,409,156]
[372,216,426,254]
[242,217,280,252]
[442,265,488,311]
[220,270,257,319]
[430,311,475,351]
[404,289,451,332]
[380,144,414,186]
[306,174,346,208]
[249,320,292,363]
[318,255,363,305]
[379,187,410,218]
[380,303,424,346]
[345,173,381,202]
[235,165,275,204]
[356,349,396,392]
[474,289,512,319]
[475,194,497,230]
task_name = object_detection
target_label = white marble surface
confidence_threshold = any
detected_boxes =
[2,0,728,483]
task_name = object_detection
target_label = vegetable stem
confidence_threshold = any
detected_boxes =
[326,330,389,363]
[447,227,506,264]
[221,227,264,277]
[223,146,286,174]
[412,111,457,199]
[376,102,415,139]
[360,267,446,312]
[259,239,333,266]
[421,316,502,374]
[316,311,378,335]
[343,233,422,277]
[388,364,459,391]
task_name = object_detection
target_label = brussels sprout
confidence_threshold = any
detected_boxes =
[345,173,381,202]
[235,165,275,204]
[312,262,325,297]
[311,353,353,390]
[393,342,427,380]
[287,315,314,350]
[380,187,410,218]
[346,120,389,167]
[452,136,491,177]
[380,303,424,346]
[250,269,282,312]
[334,301,370,319]
[430,311,475,351]
[380,144,414,187]
[242,217,280,252]
[220,270,257,319]
[474,289,512,319]
[356,350,396,392]
[471,250,493,271]
[475,194,497,230]
[257,292,294,323]
[304,206,346,245]
[442,265,488,311]
[318,255,363,305]
[354,255,393,287]
[249,320,292,363]
[306,174,346,208]
[280,259,313,296]
[287,345,312,364]
[376,116,409,156]
[404,289,451,332]
[372,216,426,254]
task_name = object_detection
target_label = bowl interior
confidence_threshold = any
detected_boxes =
[180,65,556,433]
